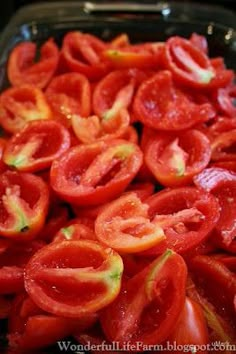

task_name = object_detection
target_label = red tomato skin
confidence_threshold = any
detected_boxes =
[194,168,236,249]
[50,140,143,205]
[163,36,214,89]
[92,69,147,117]
[144,129,211,187]
[168,297,209,352]
[133,70,215,131]
[3,120,71,172]
[189,255,236,325]
[61,31,109,80]
[24,240,123,318]
[190,33,208,54]
[45,72,91,127]
[146,187,220,254]
[0,85,52,134]
[7,38,59,89]
[0,171,49,240]
[101,250,187,346]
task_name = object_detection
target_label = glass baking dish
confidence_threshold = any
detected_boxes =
[0,1,236,91]
[0,1,235,353]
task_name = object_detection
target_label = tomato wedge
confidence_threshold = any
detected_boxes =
[25,240,123,317]
[95,192,165,253]
[133,70,215,130]
[61,31,109,80]
[163,36,215,88]
[168,297,209,351]
[0,171,49,240]
[194,168,236,249]
[146,187,220,254]
[7,38,59,89]
[45,72,91,127]
[101,249,187,346]
[0,85,51,133]
[144,129,211,187]
[50,139,143,205]
[3,120,71,172]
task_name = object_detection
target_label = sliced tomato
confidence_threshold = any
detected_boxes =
[7,293,97,350]
[25,240,123,317]
[92,69,146,118]
[3,120,71,172]
[144,129,211,187]
[0,171,49,240]
[95,192,165,253]
[211,129,236,161]
[39,203,69,242]
[163,36,215,88]
[53,219,96,242]
[103,42,164,70]
[189,255,236,325]
[61,31,109,80]
[50,139,143,205]
[187,276,236,345]
[168,297,209,352]
[7,38,59,89]
[145,187,220,254]
[190,33,208,54]
[101,249,187,346]
[194,168,236,249]
[71,108,130,144]
[0,85,51,133]
[45,72,91,127]
[133,70,215,130]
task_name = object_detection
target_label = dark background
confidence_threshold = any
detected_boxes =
[0,0,236,31]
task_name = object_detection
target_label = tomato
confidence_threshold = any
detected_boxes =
[0,85,51,134]
[211,254,236,273]
[76,331,120,354]
[103,42,164,70]
[95,192,165,253]
[133,70,215,131]
[101,249,187,346]
[71,108,130,144]
[45,72,91,127]
[194,168,236,249]
[163,36,215,88]
[0,241,44,294]
[189,255,236,324]
[144,129,211,187]
[163,36,233,89]
[50,140,143,205]
[126,182,155,201]
[211,129,236,161]
[7,38,59,89]
[0,267,24,294]
[61,31,109,80]
[168,297,209,352]
[3,120,71,172]
[53,219,96,242]
[214,86,236,118]
[146,187,220,254]
[190,33,208,54]
[93,69,145,118]
[8,293,97,350]
[25,240,123,317]
[187,276,236,346]
[39,203,69,242]
[0,171,49,240]
[211,161,236,173]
